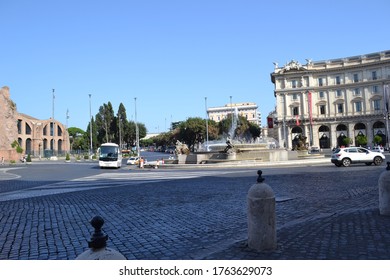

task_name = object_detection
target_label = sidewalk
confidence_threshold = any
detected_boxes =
[205,207,390,259]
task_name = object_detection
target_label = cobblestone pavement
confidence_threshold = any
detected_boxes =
[1,161,390,260]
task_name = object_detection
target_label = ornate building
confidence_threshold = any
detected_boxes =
[271,50,390,150]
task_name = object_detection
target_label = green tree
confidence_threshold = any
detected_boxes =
[68,127,86,150]
[95,102,115,143]
[123,120,147,149]
[248,122,261,141]
[374,135,383,145]
[355,134,368,146]
[178,117,208,151]
[86,117,98,151]
[115,103,128,147]
[11,140,23,154]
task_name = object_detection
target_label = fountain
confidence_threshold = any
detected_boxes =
[175,107,288,164]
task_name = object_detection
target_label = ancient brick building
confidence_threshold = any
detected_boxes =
[0,86,70,162]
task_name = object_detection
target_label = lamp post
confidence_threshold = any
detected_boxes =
[384,84,390,150]
[135,97,140,157]
[230,95,233,124]
[118,113,122,150]
[205,97,209,149]
[66,109,69,154]
[52,89,55,156]
[89,94,93,157]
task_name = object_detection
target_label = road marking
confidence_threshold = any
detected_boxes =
[0,168,22,180]
[0,170,248,201]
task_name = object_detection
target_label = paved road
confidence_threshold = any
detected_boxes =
[0,160,389,260]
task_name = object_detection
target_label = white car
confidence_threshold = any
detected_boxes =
[126,156,140,165]
[331,147,385,167]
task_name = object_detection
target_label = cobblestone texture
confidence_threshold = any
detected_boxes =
[0,163,389,260]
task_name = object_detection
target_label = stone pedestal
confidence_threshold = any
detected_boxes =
[75,216,126,260]
[76,247,126,260]
[247,171,277,251]
[378,164,390,216]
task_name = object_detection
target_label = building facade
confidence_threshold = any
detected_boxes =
[17,113,70,157]
[271,50,390,150]
[207,102,261,126]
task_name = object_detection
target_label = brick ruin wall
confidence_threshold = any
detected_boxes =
[0,86,19,162]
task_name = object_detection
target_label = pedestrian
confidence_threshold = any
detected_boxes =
[1,157,4,165]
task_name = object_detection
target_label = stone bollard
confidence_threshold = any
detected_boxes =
[379,162,390,216]
[247,170,277,251]
[76,216,126,260]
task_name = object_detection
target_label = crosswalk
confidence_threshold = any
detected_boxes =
[0,170,246,202]
[77,170,235,181]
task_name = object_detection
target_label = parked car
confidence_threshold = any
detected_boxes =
[372,146,384,153]
[126,156,140,165]
[331,147,385,167]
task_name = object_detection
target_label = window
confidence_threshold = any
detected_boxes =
[293,107,299,116]
[292,93,298,100]
[355,101,362,112]
[318,77,324,87]
[336,90,342,97]
[17,120,22,134]
[372,71,377,80]
[373,99,381,110]
[319,91,325,99]
[335,76,341,85]
[373,85,379,93]
[353,73,359,83]
[354,88,360,95]
[320,105,326,115]
[304,77,310,87]
[25,123,32,135]
[292,80,297,88]
[337,103,344,113]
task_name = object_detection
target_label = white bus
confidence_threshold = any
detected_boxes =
[98,143,122,168]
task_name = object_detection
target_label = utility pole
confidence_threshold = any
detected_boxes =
[52,89,55,156]
[205,97,209,149]
[135,97,140,157]
[89,94,93,157]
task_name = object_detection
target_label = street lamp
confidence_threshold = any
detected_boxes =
[89,94,93,157]
[118,113,122,150]
[135,97,140,157]
[229,95,234,127]
[205,97,209,149]
[52,89,55,156]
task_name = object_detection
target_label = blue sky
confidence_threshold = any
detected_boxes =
[2,0,390,133]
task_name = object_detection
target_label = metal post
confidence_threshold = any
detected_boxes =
[135,97,140,157]
[230,95,233,124]
[118,113,122,150]
[52,89,55,156]
[205,97,209,149]
[384,84,390,150]
[89,94,93,157]
[66,109,69,153]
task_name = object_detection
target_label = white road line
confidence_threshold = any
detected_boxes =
[0,168,23,180]
[0,170,248,201]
